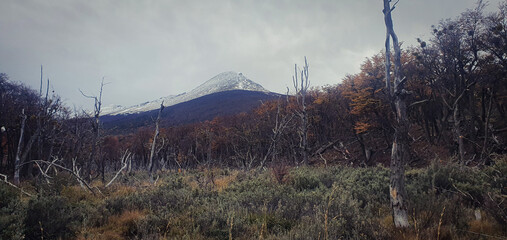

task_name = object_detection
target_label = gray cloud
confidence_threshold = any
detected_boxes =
[0,0,503,110]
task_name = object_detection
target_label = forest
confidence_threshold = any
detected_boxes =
[1,1,506,239]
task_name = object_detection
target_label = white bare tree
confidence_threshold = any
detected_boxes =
[292,57,310,165]
[383,0,410,228]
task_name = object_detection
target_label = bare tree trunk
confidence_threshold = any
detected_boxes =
[390,95,410,228]
[480,90,493,163]
[383,0,410,228]
[15,68,48,183]
[449,88,471,164]
[149,102,164,182]
[37,66,43,164]
[127,151,132,174]
[293,57,310,165]
[453,104,466,164]
[14,109,27,185]
[261,98,292,168]
[80,79,106,181]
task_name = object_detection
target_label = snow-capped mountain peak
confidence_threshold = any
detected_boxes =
[101,71,268,116]
[190,71,267,96]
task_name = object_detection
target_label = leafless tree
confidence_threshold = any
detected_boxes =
[149,102,164,182]
[14,67,52,184]
[261,94,293,168]
[383,0,410,227]
[13,109,26,184]
[292,57,310,165]
[80,79,106,181]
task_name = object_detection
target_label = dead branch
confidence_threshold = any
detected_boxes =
[34,160,53,183]
[408,99,430,108]
[105,150,131,188]
[149,102,164,182]
[0,173,34,197]
[24,159,96,194]
[44,157,59,176]
[312,138,342,157]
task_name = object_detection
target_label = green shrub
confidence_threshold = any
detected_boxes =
[24,195,81,240]
[4,155,507,239]
[0,184,26,240]
[289,167,322,191]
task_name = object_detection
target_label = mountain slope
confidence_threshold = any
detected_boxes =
[101,90,280,131]
[102,71,268,116]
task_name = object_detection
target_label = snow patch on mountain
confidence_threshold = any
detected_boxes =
[101,72,268,116]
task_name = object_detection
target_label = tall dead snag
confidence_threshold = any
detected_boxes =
[293,57,310,165]
[383,0,410,227]
[13,109,27,185]
[149,102,164,182]
[14,67,50,184]
[260,94,293,169]
[80,79,106,181]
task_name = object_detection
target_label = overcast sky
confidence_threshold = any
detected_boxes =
[0,0,503,110]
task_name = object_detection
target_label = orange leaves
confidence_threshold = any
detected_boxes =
[348,87,382,116]
[339,53,392,135]
[313,96,326,105]
[354,122,372,134]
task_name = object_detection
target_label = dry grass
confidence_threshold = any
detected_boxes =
[214,170,238,192]
[61,185,99,203]
[108,185,137,197]
[79,210,146,240]
[183,168,239,192]
[271,164,290,184]
[467,215,506,239]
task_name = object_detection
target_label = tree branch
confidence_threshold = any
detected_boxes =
[409,99,430,108]
[0,174,33,197]
[105,150,131,188]
[25,160,96,194]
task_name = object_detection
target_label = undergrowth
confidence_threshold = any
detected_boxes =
[0,156,505,239]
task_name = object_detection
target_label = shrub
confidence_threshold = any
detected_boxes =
[24,195,81,240]
[289,168,322,191]
[4,155,506,239]
[0,184,26,240]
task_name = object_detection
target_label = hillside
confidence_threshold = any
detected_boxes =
[101,90,280,132]
[101,71,269,116]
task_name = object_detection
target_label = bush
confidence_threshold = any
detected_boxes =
[0,185,26,240]
[3,155,506,239]
[24,195,81,240]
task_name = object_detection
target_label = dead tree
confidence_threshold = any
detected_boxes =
[149,102,164,182]
[22,158,96,194]
[260,96,293,168]
[80,79,106,181]
[383,0,410,227]
[293,57,310,165]
[13,109,27,185]
[14,69,51,184]
[105,150,131,188]
[36,66,48,165]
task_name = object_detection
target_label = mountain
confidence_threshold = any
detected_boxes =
[101,90,279,131]
[100,72,279,131]
[102,71,268,116]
